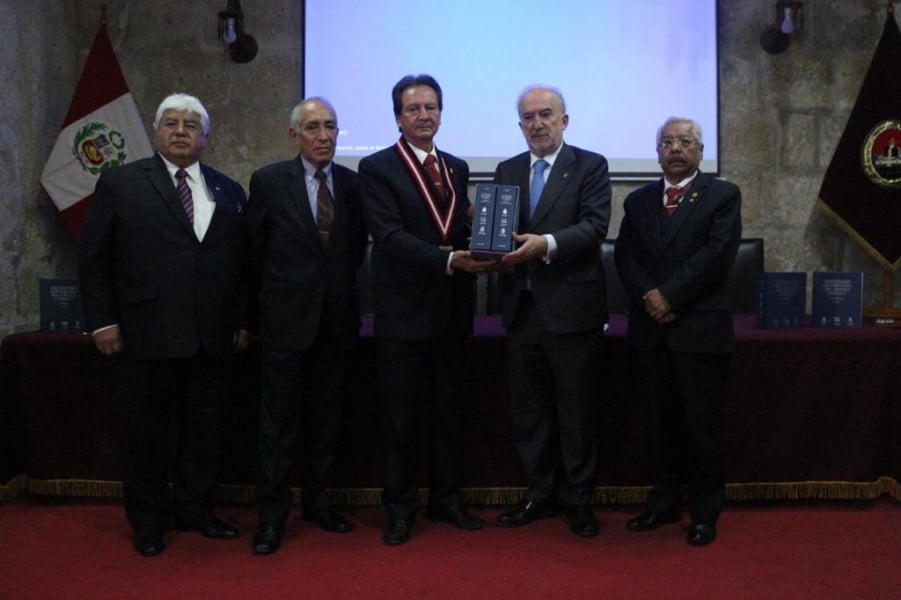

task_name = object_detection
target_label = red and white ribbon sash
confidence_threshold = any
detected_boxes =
[394,137,458,241]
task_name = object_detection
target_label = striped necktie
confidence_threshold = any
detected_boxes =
[175,169,194,224]
[314,169,334,242]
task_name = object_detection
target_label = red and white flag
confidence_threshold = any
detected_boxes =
[40,21,152,238]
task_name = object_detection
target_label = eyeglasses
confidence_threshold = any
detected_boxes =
[658,137,696,149]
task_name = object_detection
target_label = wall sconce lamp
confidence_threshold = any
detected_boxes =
[217,0,258,63]
[760,1,804,54]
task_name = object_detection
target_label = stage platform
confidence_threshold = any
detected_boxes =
[2,315,898,505]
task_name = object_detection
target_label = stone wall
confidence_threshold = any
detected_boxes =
[1,0,898,334]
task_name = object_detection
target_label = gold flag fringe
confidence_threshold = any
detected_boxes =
[3,476,899,505]
[817,198,901,271]
[0,475,29,500]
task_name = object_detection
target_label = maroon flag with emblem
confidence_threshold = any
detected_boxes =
[40,15,152,238]
[817,7,901,269]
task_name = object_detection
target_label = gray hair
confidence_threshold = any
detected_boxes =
[517,85,567,115]
[657,116,703,145]
[153,93,211,135]
[289,97,337,128]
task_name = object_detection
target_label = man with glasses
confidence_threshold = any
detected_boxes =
[247,97,368,554]
[615,116,742,546]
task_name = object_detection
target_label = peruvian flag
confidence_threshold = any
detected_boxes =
[40,21,152,238]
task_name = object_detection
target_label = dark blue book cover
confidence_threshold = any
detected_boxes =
[811,271,863,328]
[40,278,85,333]
[491,185,520,253]
[757,272,807,329]
[469,183,497,257]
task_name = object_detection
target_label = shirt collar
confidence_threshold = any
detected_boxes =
[159,153,201,181]
[408,143,438,165]
[530,144,563,171]
[301,156,332,180]
[664,171,699,191]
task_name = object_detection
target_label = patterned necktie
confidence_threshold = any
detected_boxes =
[423,154,447,204]
[314,169,334,241]
[529,159,548,220]
[664,186,683,216]
[175,168,194,224]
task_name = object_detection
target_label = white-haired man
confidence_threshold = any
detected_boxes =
[80,93,249,556]
[246,97,368,555]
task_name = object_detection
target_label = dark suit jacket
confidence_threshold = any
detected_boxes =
[495,144,611,333]
[246,157,367,351]
[79,154,247,360]
[359,145,474,340]
[614,171,742,353]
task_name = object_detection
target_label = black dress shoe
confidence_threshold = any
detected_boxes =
[251,523,284,555]
[626,508,681,532]
[427,505,485,530]
[382,515,414,545]
[305,509,353,533]
[496,499,557,528]
[134,533,165,557]
[566,505,600,538]
[687,523,717,546]
[176,515,240,540]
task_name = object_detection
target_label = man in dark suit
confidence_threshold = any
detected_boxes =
[615,116,741,546]
[246,97,368,555]
[79,93,248,557]
[494,86,611,538]
[359,74,495,545]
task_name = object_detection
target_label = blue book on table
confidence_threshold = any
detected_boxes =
[811,271,863,328]
[40,278,85,333]
[757,272,807,329]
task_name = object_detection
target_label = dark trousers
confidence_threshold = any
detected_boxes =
[115,352,230,536]
[378,331,468,518]
[631,346,730,525]
[507,292,603,507]
[255,325,347,526]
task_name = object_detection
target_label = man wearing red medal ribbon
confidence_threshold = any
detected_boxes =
[360,74,495,545]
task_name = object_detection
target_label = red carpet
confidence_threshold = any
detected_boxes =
[1,500,898,598]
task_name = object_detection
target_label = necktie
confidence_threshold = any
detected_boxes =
[664,186,683,216]
[314,169,334,241]
[175,168,194,224]
[423,154,447,203]
[530,159,548,219]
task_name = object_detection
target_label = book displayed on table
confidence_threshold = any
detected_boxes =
[811,271,863,328]
[39,278,85,333]
[757,272,807,329]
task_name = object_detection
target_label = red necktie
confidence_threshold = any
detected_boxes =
[664,186,683,216]
[423,154,448,203]
[175,169,194,224]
